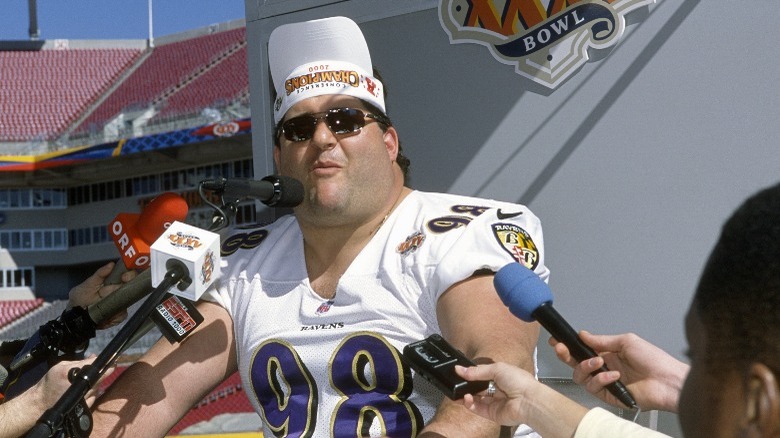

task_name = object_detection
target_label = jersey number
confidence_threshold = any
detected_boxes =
[250,332,423,437]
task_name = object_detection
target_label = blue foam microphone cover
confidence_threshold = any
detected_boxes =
[493,262,552,322]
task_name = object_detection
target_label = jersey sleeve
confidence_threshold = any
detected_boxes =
[429,203,549,300]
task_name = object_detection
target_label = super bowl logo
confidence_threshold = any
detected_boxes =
[397,231,426,256]
[167,231,203,250]
[201,250,215,285]
[439,0,654,89]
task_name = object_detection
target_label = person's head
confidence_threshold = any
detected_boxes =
[267,17,410,221]
[679,182,780,437]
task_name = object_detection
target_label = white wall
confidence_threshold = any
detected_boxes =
[247,1,780,434]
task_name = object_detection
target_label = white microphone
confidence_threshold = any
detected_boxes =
[150,221,220,301]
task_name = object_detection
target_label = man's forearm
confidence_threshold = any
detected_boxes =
[420,396,503,437]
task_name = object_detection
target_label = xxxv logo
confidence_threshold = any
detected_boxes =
[439,0,654,89]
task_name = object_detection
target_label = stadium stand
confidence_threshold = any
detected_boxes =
[0,298,46,330]
[73,27,246,137]
[0,48,142,142]
[153,44,249,121]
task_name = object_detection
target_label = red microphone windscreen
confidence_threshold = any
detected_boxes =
[135,192,189,243]
[108,193,189,270]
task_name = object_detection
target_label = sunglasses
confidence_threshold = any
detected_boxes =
[276,107,392,142]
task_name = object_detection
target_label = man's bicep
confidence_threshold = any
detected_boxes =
[91,301,236,437]
[436,274,539,370]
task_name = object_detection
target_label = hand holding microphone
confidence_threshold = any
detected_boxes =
[494,263,638,409]
[105,192,189,285]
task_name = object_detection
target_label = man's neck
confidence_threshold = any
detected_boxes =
[300,184,411,298]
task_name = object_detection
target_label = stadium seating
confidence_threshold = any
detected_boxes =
[0,298,46,330]
[74,27,246,136]
[153,44,249,121]
[0,49,141,141]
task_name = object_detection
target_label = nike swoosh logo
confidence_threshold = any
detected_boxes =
[496,209,523,220]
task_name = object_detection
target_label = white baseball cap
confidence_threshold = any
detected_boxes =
[268,16,386,124]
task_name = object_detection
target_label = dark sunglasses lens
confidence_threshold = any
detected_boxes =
[282,109,368,141]
[326,109,366,135]
[283,116,317,141]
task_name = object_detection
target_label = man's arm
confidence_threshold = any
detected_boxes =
[90,301,237,437]
[420,274,540,437]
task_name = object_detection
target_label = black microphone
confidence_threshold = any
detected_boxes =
[201,175,304,208]
[7,270,155,374]
[87,269,152,325]
[494,263,638,409]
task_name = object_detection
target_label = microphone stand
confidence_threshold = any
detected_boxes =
[25,261,192,438]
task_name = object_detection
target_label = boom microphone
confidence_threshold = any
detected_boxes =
[494,263,638,409]
[105,192,189,284]
[200,175,304,208]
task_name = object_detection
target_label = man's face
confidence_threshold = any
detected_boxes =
[273,95,399,226]
[678,305,746,437]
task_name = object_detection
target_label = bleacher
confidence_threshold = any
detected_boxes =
[0,49,142,141]
[73,27,247,136]
[153,44,249,120]
[0,298,47,332]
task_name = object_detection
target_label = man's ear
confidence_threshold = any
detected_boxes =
[383,126,399,162]
[743,362,780,436]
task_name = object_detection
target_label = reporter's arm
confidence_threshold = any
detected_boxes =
[456,362,588,438]
[0,356,110,437]
[90,301,236,437]
[552,331,689,412]
[419,274,540,437]
[456,363,672,438]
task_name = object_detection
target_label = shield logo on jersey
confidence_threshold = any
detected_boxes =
[316,300,335,315]
[438,0,654,89]
[492,223,539,269]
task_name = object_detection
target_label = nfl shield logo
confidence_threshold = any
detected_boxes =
[316,300,335,315]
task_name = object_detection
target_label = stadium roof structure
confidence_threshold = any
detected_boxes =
[0,19,253,188]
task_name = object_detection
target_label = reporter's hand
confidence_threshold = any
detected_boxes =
[67,262,138,328]
[31,355,116,410]
[454,362,532,426]
[455,363,588,438]
[550,331,689,412]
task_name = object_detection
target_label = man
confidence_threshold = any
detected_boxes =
[90,16,546,437]
[456,181,780,437]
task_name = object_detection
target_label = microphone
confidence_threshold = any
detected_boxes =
[6,271,156,376]
[105,192,189,284]
[87,269,152,325]
[150,221,220,342]
[200,175,304,208]
[493,263,638,409]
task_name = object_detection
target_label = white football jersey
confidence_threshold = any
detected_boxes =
[207,190,548,437]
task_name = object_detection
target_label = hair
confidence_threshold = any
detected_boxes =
[694,181,780,375]
[270,68,412,186]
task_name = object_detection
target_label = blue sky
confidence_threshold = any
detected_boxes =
[0,0,246,41]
